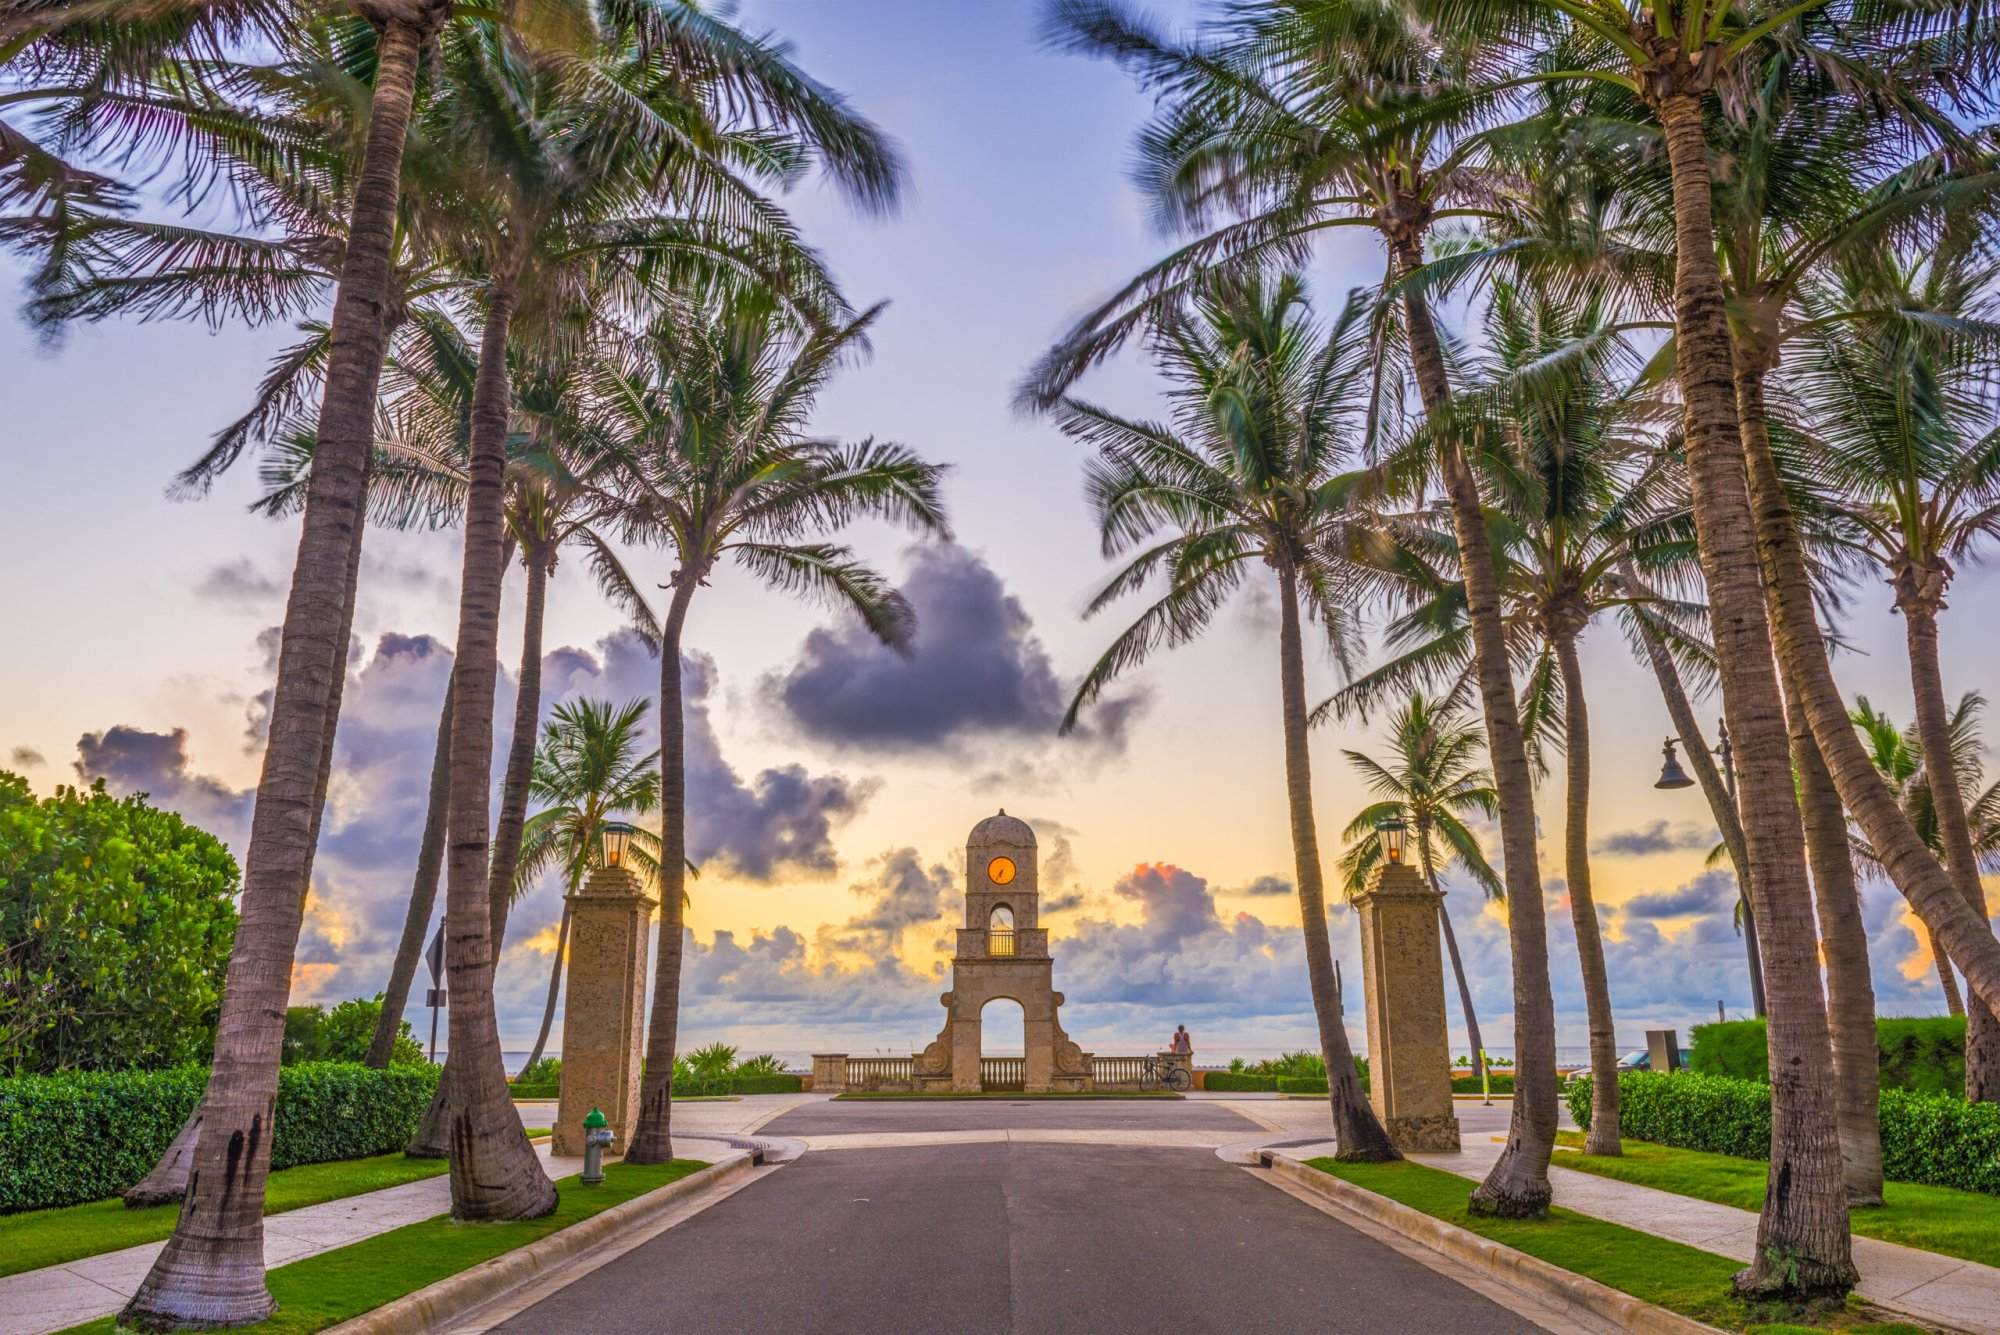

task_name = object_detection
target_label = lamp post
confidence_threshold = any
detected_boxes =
[1375,815,1408,867]
[1655,719,1766,1018]
[599,820,635,871]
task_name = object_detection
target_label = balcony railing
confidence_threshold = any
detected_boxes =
[845,1056,913,1091]
[987,929,1015,957]
[981,1056,1024,1091]
[1089,1055,1150,1087]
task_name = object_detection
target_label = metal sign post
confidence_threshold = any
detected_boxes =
[425,925,447,1064]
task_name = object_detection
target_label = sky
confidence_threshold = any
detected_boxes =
[3,0,1994,1061]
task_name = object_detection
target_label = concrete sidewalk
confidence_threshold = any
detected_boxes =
[1270,1106,1999,1335]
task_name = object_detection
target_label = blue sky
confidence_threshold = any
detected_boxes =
[1,0,1990,1058]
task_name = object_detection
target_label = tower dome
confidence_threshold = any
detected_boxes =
[969,808,1036,847]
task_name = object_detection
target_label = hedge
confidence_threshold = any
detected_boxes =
[1202,1072,1278,1092]
[1567,1070,2000,1196]
[1,1061,441,1213]
[1452,1074,1515,1095]
[1688,1016,1966,1096]
[727,1073,802,1094]
[1276,1076,1329,1094]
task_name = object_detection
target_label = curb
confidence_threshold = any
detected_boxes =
[1258,1152,1723,1335]
[328,1150,761,1335]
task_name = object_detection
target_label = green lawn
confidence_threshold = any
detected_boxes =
[1307,1158,1920,1334]
[1553,1131,2000,1270]
[63,1159,706,1335]
[2,1130,550,1278]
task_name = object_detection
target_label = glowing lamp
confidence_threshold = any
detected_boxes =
[600,820,636,868]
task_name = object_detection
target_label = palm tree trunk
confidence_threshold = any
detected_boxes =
[368,677,453,1068]
[440,267,556,1222]
[1554,634,1621,1156]
[1784,676,1884,1205]
[124,455,374,1210]
[1932,934,1967,1016]
[1418,830,1485,1088]
[1653,89,1852,1299]
[521,903,571,1074]
[486,547,550,954]
[119,18,437,1323]
[1277,563,1397,1161]
[1902,602,1999,1101]
[1622,568,1766,1016]
[1390,229,1556,1213]
[624,577,698,1164]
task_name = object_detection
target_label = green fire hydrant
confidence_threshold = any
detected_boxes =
[581,1107,612,1186]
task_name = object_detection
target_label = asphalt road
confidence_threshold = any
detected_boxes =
[496,1143,1546,1334]
[760,1097,1265,1136]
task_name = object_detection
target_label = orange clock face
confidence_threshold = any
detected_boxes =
[987,856,1017,885]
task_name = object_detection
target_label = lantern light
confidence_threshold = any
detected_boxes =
[1375,815,1408,866]
[1655,739,1696,790]
[600,820,636,868]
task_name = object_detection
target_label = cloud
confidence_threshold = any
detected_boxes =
[1232,875,1294,898]
[764,544,1144,755]
[194,558,282,607]
[9,746,45,768]
[823,848,956,959]
[1592,820,1716,857]
[74,725,255,849]
[1623,870,1737,920]
[544,629,872,882]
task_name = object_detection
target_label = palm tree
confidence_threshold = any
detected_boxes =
[1336,693,1502,1095]
[1796,242,2000,1100]
[599,294,950,1163]
[514,697,665,1073]
[1033,0,1558,1211]
[1051,272,1397,1161]
[1338,279,1695,1156]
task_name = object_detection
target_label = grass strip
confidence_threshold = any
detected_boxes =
[63,1158,705,1335]
[1553,1131,2000,1271]
[831,1091,1181,1100]
[1306,1158,1919,1334]
[2,1131,550,1278]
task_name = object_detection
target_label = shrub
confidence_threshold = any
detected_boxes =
[1566,1070,2000,1196]
[0,1061,440,1212]
[728,1074,802,1094]
[1688,1016,1966,1096]
[283,996,424,1067]
[0,775,239,1075]
[1452,1074,1514,1095]
[514,1057,561,1087]
[1276,1076,1328,1094]
[1201,1072,1278,1092]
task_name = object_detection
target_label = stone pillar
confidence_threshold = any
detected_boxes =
[553,864,656,1156]
[811,1053,849,1093]
[1353,860,1461,1152]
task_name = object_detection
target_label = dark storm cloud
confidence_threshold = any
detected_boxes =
[544,629,871,883]
[1233,875,1294,898]
[1624,871,1737,920]
[74,725,255,849]
[824,848,955,957]
[194,557,283,606]
[9,746,45,768]
[765,544,1144,754]
[1592,820,1716,857]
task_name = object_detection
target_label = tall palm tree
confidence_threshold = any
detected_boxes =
[1034,0,1556,1211]
[1052,272,1398,1160]
[598,294,950,1163]
[1340,278,1694,1156]
[1336,693,1502,1092]
[514,697,665,1072]
[1796,242,2000,1099]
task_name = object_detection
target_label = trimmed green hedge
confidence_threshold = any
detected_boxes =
[1202,1072,1278,1092]
[1276,1076,1328,1094]
[727,1073,802,1094]
[1567,1070,2000,1196]
[1,1062,441,1213]
[507,1083,559,1099]
[1688,1016,1966,1096]
[1452,1074,1515,1095]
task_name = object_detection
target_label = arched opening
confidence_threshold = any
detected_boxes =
[987,904,1015,957]
[979,997,1025,1091]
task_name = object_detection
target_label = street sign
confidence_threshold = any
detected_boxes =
[425,988,448,1008]
[425,925,444,985]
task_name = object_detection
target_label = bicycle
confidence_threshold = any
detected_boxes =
[1141,1056,1192,1092]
